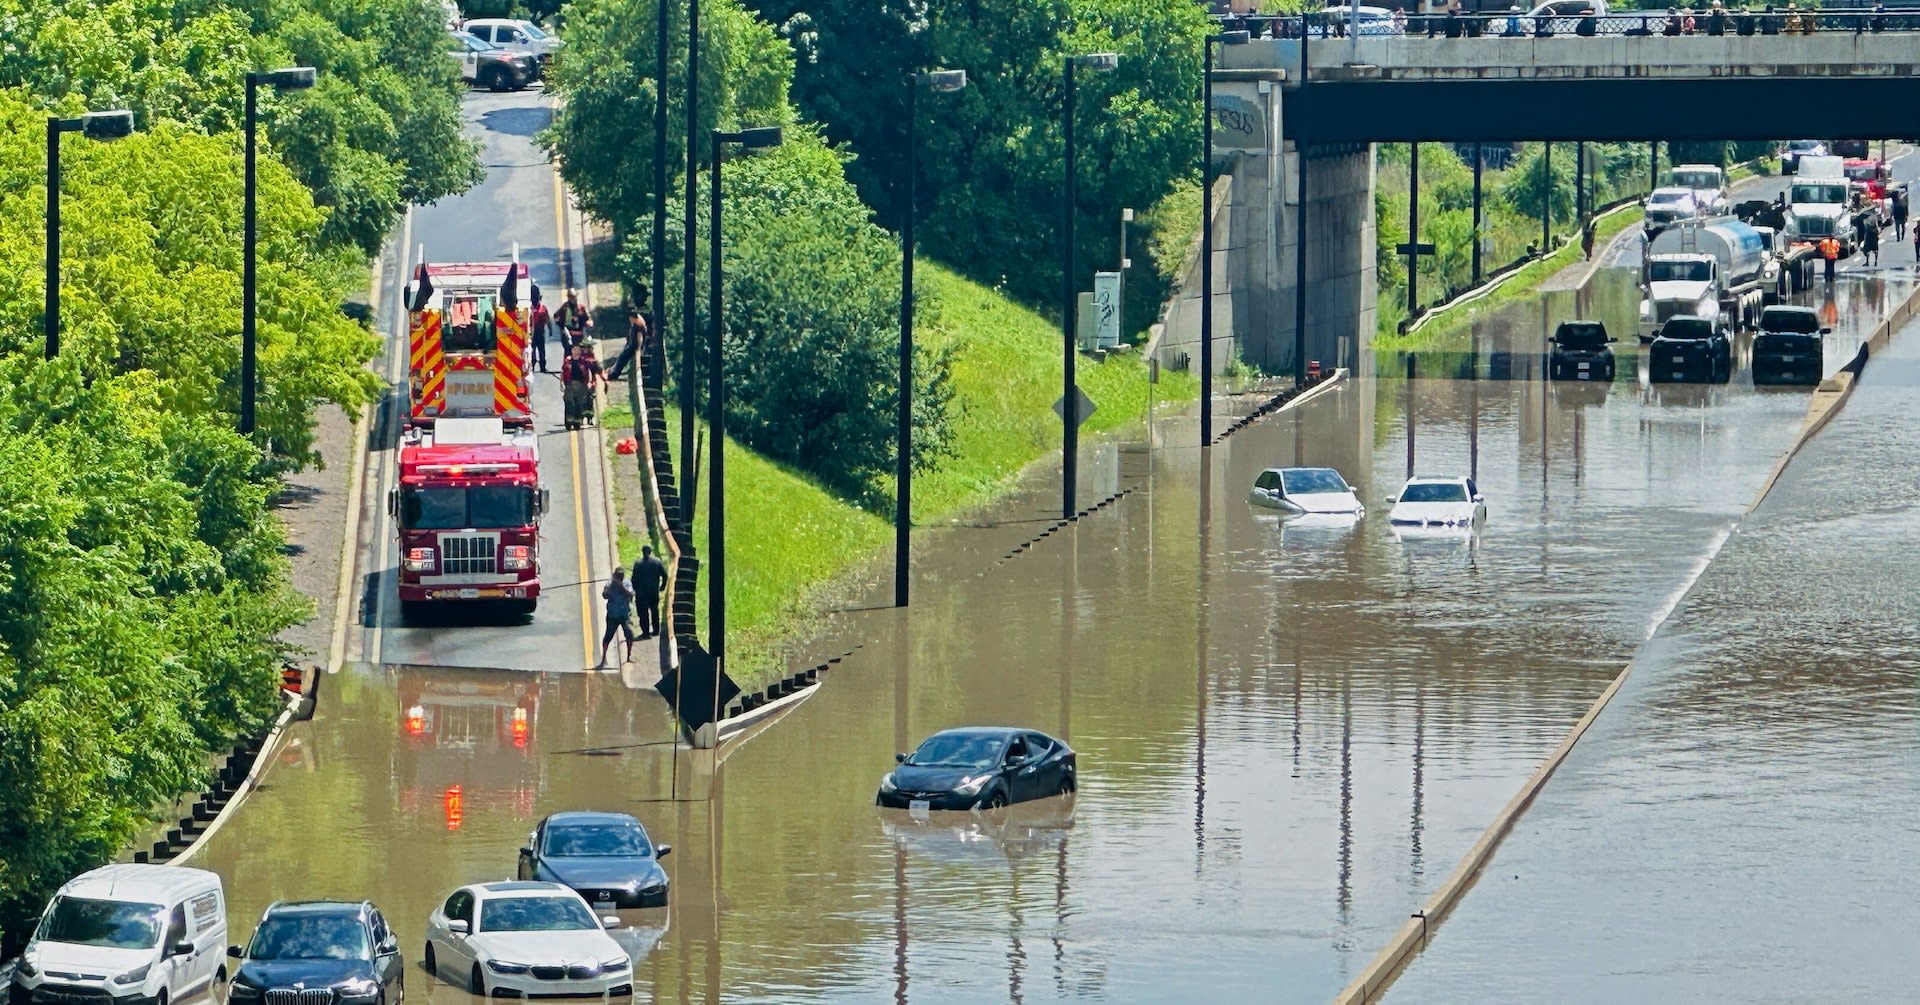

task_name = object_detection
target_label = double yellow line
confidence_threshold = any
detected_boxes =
[553,154,598,671]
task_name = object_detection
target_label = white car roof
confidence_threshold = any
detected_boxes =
[1402,476,1469,485]
[471,880,578,899]
[465,17,534,26]
[1649,188,1694,201]
[1671,164,1722,173]
[60,864,220,904]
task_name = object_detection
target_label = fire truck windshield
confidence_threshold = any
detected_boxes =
[402,485,534,530]
[443,295,499,351]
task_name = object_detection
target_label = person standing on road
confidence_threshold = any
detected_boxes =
[555,289,591,350]
[1819,235,1840,283]
[1863,220,1880,266]
[632,545,668,640]
[598,568,636,669]
[1891,189,1908,242]
[529,297,553,372]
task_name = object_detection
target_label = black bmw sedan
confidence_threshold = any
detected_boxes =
[227,902,404,1005]
[877,727,1077,811]
[518,811,672,909]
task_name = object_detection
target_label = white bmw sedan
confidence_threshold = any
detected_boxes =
[1386,476,1486,530]
[423,881,633,998]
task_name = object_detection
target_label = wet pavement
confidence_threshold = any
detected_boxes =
[193,97,1920,1004]
[1380,314,1920,1005]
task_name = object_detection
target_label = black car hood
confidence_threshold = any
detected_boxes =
[537,856,667,887]
[236,959,374,990]
[892,765,992,792]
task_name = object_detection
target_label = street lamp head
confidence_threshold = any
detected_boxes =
[736,126,784,149]
[914,69,968,92]
[1068,52,1121,71]
[79,110,134,140]
[1210,30,1251,45]
[260,66,317,91]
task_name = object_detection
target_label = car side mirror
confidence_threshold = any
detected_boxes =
[227,945,243,959]
[894,752,906,763]
[601,915,621,929]
[655,844,671,858]
[519,846,533,858]
[387,488,398,517]
[377,938,399,956]
[448,920,470,936]
[1385,496,1398,504]
[1608,338,1619,343]
[1472,494,1486,503]
[1820,327,1832,334]
[171,941,194,959]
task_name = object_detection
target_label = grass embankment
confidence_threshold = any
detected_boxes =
[615,261,1198,685]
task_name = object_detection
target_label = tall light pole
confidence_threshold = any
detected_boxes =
[1061,52,1119,522]
[241,67,316,437]
[707,125,783,693]
[896,69,967,609]
[1200,30,1248,447]
[653,0,671,520]
[681,0,702,526]
[45,110,134,360]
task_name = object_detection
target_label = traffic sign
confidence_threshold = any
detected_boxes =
[1053,387,1098,428]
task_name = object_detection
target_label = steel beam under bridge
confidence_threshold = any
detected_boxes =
[1285,76,1920,144]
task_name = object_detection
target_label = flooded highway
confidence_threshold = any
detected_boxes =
[191,91,1920,1004]
[1381,319,1920,1004]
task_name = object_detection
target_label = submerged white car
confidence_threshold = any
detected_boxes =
[1249,467,1364,517]
[1387,476,1486,529]
[423,881,632,998]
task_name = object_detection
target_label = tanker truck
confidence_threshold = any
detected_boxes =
[1637,218,1770,343]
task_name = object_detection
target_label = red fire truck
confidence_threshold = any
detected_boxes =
[403,255,533,427]
[390,417,549,622]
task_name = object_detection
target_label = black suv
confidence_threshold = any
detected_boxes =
[228,902,404,1005]
[1649,316,1731,384]
[1548,321,1617,382]
[1751,305,1828,386]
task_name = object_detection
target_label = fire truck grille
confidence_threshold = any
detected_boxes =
[440,533,499,575]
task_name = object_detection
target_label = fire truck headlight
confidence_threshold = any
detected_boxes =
[503,545,533,571]
[404,547,437,573]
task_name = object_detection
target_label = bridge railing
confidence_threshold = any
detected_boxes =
[1213,9,1920,41]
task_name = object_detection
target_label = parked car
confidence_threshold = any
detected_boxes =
[518,812,672,910]
[1306,5,1403,35]
[10,865,228,1005]
[1781,140,1828,175]
[1549,320,1617,381]
[1248,467,1365,517]
[1648,315,1731,383]
[1668,163,1730,216]
[464,18,560,68]
[449,32,536,92]
[1642,187,1699,235]
[877,727,1077,812]
[227,902,403,1005]
[423,882,632,999]
[1751,305,1828,386]
[1386,476,1486,529]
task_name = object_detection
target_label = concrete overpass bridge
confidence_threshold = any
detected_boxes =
[1166,26,1920,379]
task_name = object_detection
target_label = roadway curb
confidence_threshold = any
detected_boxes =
[166,690,303,867]
[326,252,383,674]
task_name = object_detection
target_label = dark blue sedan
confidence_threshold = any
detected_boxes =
[877,727,1077,811]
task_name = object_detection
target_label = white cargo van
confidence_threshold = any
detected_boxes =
[10,865,228,1005]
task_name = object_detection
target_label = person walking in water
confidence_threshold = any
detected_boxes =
[598,568,636,669]
[632,545,668,640]
[1819,235,1840,283]
[1863,221,1880,267]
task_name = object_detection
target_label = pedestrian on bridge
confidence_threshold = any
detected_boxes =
[1706,0,1727,34]
[598,568,637,669]
[1736,5,1756,34]
[1761,4,1781,33]
[632,545,668,640]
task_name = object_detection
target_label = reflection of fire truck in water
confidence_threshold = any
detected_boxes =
[399,670,541,828]
[394,252,548,622]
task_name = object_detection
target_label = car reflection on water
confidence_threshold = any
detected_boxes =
[877,796,1076,867]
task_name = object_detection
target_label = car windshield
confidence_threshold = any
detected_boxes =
[1844,165,1879,181]
[1400,482,1468,503]
[1280,468,1350,495]
[1648,260,1711,283]
[476,896,598,933]
[1661,320,1715,340]
[1792,183,1846,204]
[401,485,534,530]
[460,33,497,51]
[247,915,369,961]
[519,21,550,38]
[906,732,1004,770]
[543,825,652,858]
[1555,326,1608,349]
[1763,311,1821,333]
[1671,170,1719,190]
[37,897,163,950]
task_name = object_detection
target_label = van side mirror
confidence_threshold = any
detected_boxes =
[171,941,194,958]
[227,945,243,959]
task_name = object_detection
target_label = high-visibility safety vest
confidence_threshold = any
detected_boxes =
[1820,238,1841,260]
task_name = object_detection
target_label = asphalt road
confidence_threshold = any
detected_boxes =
[348,87,618,675]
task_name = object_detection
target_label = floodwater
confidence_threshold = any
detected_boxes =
[191,90,1920,1003]
[1381,318,1920,1004]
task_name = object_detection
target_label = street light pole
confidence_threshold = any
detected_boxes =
[1061,52,1119,523]
[1200,31,1247,448]
[652,0,671,501]
[896,69,966,610]
[241,67,315,437]
[706,125,782,691]
[682,0,702,529]
[44,110,134,360]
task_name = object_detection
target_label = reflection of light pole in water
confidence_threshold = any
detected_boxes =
[1195,447,1212,871]
[893,844,908,1005]
[1405,353,1417,479]
[1061,520,1076,744]
[1410,683,1425,882]
[1336,676,1353,925]
[1053,833,1069,993]
[705,781,722,1004]
[1008,867,1026,1004]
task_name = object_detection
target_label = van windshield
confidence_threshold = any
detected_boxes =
[38,897,164,950]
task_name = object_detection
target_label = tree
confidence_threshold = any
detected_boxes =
[1501,143,1576,231]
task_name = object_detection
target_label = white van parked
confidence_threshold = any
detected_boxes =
[11,865,229,1005]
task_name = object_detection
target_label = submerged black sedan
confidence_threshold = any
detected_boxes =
[877,727,1077,811]
[518,811,672,909]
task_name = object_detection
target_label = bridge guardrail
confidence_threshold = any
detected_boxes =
[1213,9,1920,43]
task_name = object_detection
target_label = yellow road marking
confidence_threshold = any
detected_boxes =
[369,205,415,665]
[554,159,597,670]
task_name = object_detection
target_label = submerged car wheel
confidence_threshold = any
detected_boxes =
[470,965,486,997]
[1060,772,1077,796]
[980,790,1008,810]
[424,943,436,977]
